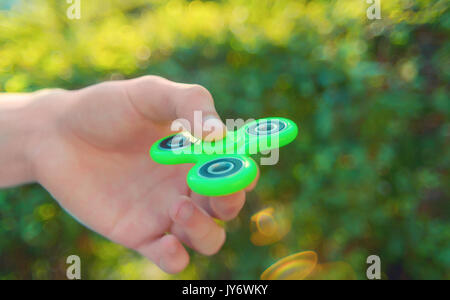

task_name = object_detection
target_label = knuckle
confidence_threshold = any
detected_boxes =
[48,88,66,94]
[33,88,67,97]
[126,75,166,91]
[138,75,165,84]
[183,84,213,104]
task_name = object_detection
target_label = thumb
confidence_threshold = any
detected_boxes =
[124,76,226,141]
[171,83,227,142]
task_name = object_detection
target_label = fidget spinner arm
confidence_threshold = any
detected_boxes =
[150,117,298,196]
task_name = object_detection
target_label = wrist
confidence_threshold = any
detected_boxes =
[0,89,69,187]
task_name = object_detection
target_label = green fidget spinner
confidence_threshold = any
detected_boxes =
[149,117,298,196]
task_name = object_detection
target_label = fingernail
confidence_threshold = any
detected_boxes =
[175,201,194,223]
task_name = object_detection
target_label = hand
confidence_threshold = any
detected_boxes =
[22,76,259,273]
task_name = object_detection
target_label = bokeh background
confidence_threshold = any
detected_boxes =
[0,0,449,279]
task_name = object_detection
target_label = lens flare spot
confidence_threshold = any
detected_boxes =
[250,207,291,246]
[261,251,318,280]
[255,210,277,236]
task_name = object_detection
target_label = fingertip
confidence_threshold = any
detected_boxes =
[158,235,190,274]
[172,84,226,142]
[170,197,227,256]
[161,234,182,255]
[137,234,190,274]
[201,228,226,256]
[210,191,246,221]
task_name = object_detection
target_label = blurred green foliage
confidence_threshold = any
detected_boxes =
[0,0,449,279]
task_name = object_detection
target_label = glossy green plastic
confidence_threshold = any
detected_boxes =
[149,117,298,196]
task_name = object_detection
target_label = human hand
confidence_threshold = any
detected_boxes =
[22,76,258,273]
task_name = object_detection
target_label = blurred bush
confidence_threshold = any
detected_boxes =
[0,0,449,279]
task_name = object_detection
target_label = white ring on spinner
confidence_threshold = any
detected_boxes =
[206,161,235,175]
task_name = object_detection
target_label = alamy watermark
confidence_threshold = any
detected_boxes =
[67,0,81,20]
[167,112,281,166]
[366,255,381,279]
[66,1,381,21]
[366,0,382,20]
[66,255,81,280]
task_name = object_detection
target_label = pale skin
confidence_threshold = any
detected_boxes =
[0,76,258,274]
